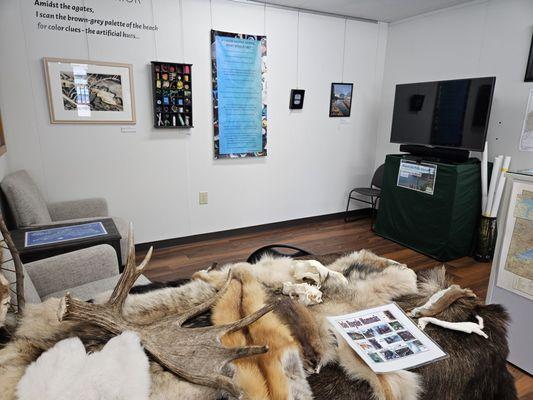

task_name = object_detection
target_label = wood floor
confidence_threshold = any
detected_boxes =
[139,215,532,400]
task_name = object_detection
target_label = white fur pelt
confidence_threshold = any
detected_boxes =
[194,250,422,400]
[17,331,150,400]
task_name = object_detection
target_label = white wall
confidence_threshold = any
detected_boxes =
[0,0,387,243]
[375,0,533,170]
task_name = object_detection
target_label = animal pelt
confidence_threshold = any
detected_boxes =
[17,331,150,400]
[410,284,477,318]
[211,268,313,400]
[309,266,517,400]
[195,250,422,400]
[0,252,517,400]
[192,257,349,293]
[0,279,224,400]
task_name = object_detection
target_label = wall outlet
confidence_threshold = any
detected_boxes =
[199,191,208,205]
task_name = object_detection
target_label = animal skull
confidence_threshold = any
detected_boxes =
[282,282,323,306]
[292,260,348,287]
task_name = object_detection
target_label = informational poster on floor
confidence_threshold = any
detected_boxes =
[397,159,437,195]
[211,30,267,159]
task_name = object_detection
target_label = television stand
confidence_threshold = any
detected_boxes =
[399,144,470,163]
[374,154,482,261]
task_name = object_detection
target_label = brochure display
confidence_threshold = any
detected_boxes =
[328,303,447,373]
[151,61,193,128]
[375,154,482,261]
[211,30,267,158]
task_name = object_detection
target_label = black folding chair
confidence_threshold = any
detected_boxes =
[344,164,385,228]
[246,244,312,264]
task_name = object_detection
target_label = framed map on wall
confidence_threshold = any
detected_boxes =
[43,58,136,124]
[495,175,533,300]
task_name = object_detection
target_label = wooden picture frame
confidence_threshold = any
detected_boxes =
[329,82,354,117]
[525,33,533,82]
[43,58,136,124]
[0,111,6,157]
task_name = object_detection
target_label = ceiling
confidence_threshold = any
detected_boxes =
[260,0,477,22]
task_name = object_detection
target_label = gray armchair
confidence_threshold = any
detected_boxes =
[1,170,129,265]
[4,244,150,305]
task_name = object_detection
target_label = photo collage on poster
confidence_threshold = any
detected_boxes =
[338,308,428,364]
[151,61,193,128]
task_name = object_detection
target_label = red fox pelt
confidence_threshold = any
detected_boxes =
[212,268,313,400]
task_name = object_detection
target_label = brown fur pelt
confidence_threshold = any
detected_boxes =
[212,268,313,400]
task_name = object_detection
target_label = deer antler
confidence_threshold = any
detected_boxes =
[58,226,275,398]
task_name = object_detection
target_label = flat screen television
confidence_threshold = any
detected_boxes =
[390,77,496,152]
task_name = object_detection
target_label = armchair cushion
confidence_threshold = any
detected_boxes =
[20,264,42,304]
[48,198,109,221]
[1,170,51,227]
[24,244,119,299]
[42,274,150,301]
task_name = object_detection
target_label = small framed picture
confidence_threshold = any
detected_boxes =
[43,58,136,124]
[329,82,354,117]
[525,33,533,82]
[289,89,305,109]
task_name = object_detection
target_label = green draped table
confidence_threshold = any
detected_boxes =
[374,154,482,261]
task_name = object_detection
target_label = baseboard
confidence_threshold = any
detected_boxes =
[135,208,371,251]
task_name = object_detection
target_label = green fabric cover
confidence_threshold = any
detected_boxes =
[374,154,482,261]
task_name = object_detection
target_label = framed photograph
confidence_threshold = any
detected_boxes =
[525,33,533,82]
[329,83,353,117]
[43,58,136,124]
[289,89,305,110]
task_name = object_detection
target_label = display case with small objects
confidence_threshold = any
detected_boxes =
[151,61,193,128]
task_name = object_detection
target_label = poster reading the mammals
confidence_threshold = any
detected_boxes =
[397,159,437,195]
[328,303,447,373]
[211,30,267,159]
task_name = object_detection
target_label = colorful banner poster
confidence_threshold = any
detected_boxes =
[211,30,267,158]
